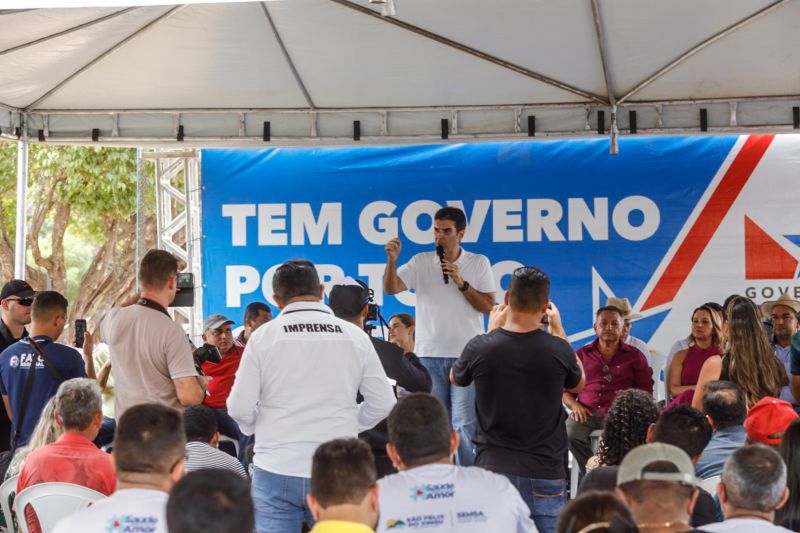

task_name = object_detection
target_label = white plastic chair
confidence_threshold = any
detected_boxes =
[14,482,105,533]
[218,434,240,458]
[569,429,604,499]
[699,475,721,497]
[649,350,667,402]
[0,474,18,533]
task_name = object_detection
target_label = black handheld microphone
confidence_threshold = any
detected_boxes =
[436,245,448,284]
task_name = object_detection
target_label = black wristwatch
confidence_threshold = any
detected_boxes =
[459,281,470,292]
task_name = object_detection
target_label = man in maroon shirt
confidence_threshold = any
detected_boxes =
[200,314,246,459]
[564,305,653,476]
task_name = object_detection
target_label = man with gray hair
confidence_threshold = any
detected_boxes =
[704,444,792,532]
[17,378,115,533]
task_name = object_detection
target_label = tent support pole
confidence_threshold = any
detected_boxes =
[590,0,618,154]
[14,115,28,278]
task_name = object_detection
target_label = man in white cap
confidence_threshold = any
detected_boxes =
[616,443,701,533]
[761,294,800,405]
[606,297,651,367]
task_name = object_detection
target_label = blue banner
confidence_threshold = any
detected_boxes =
[201,136,742,349]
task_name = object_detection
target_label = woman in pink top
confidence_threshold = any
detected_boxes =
[666,305,723,407]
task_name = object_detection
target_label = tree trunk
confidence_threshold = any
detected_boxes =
[70,213,157,340]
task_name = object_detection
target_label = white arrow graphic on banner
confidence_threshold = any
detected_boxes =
[567,267,617,344]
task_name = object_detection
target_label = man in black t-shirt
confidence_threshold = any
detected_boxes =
[451,266,584,533]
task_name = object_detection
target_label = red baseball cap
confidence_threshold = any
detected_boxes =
[744,397,798,445]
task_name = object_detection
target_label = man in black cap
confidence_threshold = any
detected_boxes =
[0,279,35,451]
[329,277,431,477]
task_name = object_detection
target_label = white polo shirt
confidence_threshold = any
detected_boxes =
[227,300,396,478]
[52,488,167,533]
[377,463,536,533]
[398,249,495,358]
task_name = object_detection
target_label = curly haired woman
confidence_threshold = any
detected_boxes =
[584,389,660,472]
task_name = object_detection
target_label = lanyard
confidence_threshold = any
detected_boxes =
[137,298,170,317]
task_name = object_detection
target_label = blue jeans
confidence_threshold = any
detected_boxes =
[252,467,315,533]
[503,476,566,533]
[420,357,476,466]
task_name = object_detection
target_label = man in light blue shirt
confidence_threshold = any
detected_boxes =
[695,381,747,479]
[762,294,800,404]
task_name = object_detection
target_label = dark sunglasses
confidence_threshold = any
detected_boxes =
[6,297,33,306]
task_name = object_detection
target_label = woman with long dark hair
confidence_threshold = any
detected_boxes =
[691,295,786,410]
[388,313,415,354]
[776,419,800,531]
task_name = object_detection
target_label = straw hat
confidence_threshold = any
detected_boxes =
[606,297,643,320]
[761,293,800,319]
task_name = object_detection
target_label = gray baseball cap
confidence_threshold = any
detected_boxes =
[617,443,699,487]
[203,313,234,332]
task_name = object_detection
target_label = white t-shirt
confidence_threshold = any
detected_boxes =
[52,488,168,533]
[625,335,652,366]
[703,518,793,532]
[227,301,396,478]
[398,249,495,358]
[377,463,536,533]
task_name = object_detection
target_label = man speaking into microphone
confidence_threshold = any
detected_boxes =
[384,206,495,465]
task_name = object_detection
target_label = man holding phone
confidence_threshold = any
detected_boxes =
[450,267,583,533]
[101,249,209,417]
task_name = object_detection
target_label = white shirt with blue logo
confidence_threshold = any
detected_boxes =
[52,488,168,533]
[377,463,537,533]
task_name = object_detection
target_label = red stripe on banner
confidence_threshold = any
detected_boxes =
[641,134,775,311]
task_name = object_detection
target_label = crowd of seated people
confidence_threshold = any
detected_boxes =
[0,245,799,533]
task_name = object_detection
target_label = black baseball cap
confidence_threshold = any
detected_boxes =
[0,279,35,301]
[329,277,370,318]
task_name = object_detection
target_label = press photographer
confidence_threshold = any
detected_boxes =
[101,249,209,417]
[329,277,431,477]
[197,314,248,461]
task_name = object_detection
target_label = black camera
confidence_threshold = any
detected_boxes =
[171,272,195,308]
[192,343,221,374]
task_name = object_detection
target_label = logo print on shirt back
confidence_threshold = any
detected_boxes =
[105,514,159,533]
[385,518,407,529]
[409,483,455,501]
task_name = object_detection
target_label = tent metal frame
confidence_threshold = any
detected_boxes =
[3,95,800,147]
[4,0,798,298]
[0,0,796,147]
[142,148,204,341]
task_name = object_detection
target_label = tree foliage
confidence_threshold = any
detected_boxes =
[0,141,156,336]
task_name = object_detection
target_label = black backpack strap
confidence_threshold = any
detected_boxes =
[27,337,65,384]
[10,347,41,451]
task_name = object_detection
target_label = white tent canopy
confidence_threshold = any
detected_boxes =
[1,0,799,147]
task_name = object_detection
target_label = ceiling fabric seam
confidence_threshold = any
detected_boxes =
[260,1,316,110]
[617,0,791,105]
[0,7,138,57]
[24,4,185,112]
[329,0,608,105]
